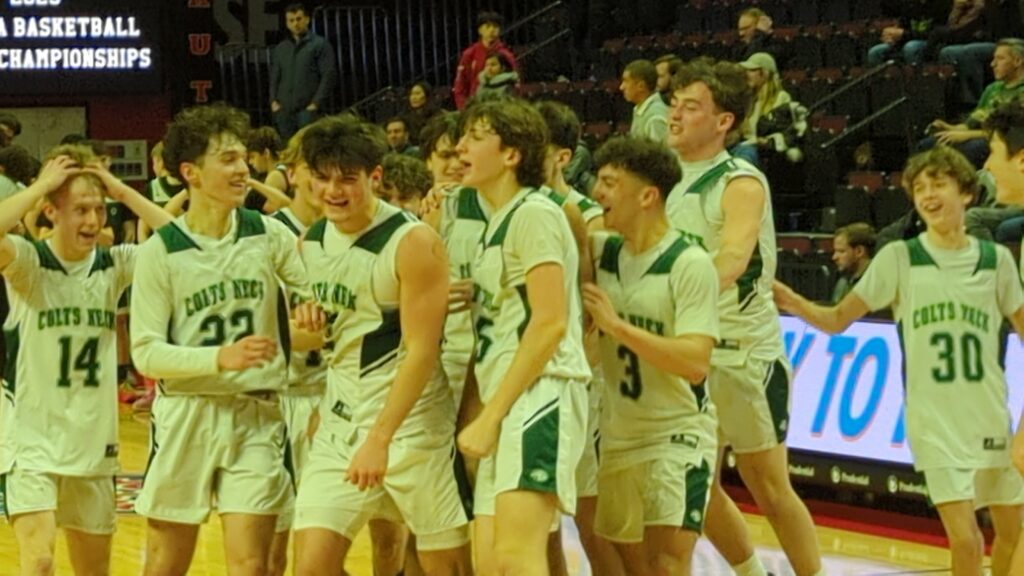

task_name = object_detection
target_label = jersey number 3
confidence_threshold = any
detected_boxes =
[618,345,642,400]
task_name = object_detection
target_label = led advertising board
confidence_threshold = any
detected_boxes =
[781,315,1024,466]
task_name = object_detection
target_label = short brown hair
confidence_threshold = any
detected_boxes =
[246,126,283,154]
[163,103,251,181]
[835,222,877,257]
[382,153,432,201]
[902,146,980,203]
[594,135,682,202]
[43,144,104,203]
[671,58,753,137]
[624,59,658,93]
[459,98,549,188]
[985,98,1024,157]
[302,114,388,175]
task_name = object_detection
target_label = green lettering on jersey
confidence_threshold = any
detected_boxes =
[184,282,228,318]
[911,301,957,329]
[959,303,991,332]
[312,282,357,311]
[37,307,82,330]
[626,314,665,336]
[231,279,266,301]
[86,309,116,330]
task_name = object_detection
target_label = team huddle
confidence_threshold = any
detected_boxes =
[4,57,1024,576]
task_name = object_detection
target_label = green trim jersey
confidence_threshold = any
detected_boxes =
[544,186,604,225]
[437,187,490,380]
[592,230,719,466]
[130,209,308,395]
[665,151,783,366]
[1,237,135,475]
[300,202,454,439]
[853,234,1023,470]
[272,208,327,395]
[472,188,591,399]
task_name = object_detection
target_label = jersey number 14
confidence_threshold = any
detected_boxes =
[57,336,100,388]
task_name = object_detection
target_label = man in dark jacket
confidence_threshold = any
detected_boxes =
[867,0,952,66]
[270,2,337,140]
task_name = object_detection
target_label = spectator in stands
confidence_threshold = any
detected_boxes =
[738,52,803,165]
[732,8,790,66]
[402,81,439,144]
[867,0,952,67]
[379,153,432,213]
[0,113,21,148]
[270,2,338,140]
[385,117,421,158]
[940,2,1023,110]
[926,0,988,62]
[452,11,518,109]
[620,59,668,142]
[475,51,520,101]
[830,223,876,303]
[922,38,1024,167]
[654,54,683,104]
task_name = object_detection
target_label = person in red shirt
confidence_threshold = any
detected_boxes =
[452,12,519,109]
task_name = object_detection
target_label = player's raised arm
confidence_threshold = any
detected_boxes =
[0,155,78,270]
[83,162,175,233]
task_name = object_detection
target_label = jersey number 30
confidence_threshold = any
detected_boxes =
[930,331,984,383]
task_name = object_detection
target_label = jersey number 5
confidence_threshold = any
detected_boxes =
[57,336,100,388]
[618,345,642,400]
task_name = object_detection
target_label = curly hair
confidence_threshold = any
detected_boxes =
[594,136,682,202]
[162,103,251,181]
[0,145,39,186]
[984,97,1024,157]
[902,146,980,204]
[459,98,549,188]
[301,114,388,175]
[382,153,432,201]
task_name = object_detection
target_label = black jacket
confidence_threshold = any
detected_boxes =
[271,32,338,112]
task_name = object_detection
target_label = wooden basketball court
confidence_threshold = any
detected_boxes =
[0,409,955,574]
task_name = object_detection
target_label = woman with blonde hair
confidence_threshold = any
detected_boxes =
[740,52,808,164]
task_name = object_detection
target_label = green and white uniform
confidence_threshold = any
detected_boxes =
[544,185,604,498]
[130,208,308,524]
[591,230,718,541]
[854,235,1024,506]
[472,188,591,516]
[666,152,790,453]
[545,185,604,225]
[271,207,326,532]
[437,186,489,408]
[294,202,468,549]
[0,237,133,533]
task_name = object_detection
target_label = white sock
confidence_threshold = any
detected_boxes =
[733,554,768,576]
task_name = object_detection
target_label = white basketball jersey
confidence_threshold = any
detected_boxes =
[130,209,308,395]
[1,237,134,475]
[272,208,327,395]
[854,235,1023,470]
[301,202,454,439]
[472,188,591,400]
[592,231,718,464]
[665,151,783,365]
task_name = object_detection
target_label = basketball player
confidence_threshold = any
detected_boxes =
[535,99,622,576]
[265,127,327,576]
[130,104,309,575]
[290,115,472,574]
[983,99,1024,576]
[585,135,719,575]
[664,59,821,576]
[454,98,591,574]
[0,145,171,576]
[775,146,1024,576]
